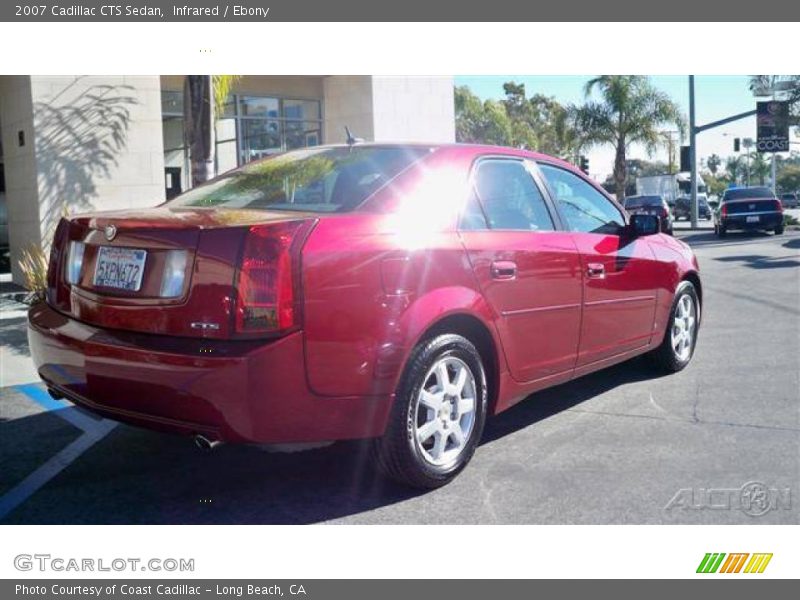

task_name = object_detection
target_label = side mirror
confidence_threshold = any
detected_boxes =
[628,214,660,237]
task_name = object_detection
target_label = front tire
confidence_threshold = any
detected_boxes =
[648,281,700,373]
[373,334,488,489]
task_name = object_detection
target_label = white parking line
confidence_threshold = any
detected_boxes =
[0,421,117,520]
[0,384,118,520]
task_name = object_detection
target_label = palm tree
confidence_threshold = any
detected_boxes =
[571,76,686,201]
[706,153,722,176]
[725,156,743,185]
[184,75,240,187]
[748,152,771,185]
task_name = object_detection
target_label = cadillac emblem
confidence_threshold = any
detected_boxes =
[104,224,117,241]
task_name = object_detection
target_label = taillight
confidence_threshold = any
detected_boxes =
[235,221,309,334]
[660,207,668,218]
[65,241,85,285]
[721,204,728,217]
[774,200,784,213]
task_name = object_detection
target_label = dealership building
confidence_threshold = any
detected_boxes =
[0,75,455,284]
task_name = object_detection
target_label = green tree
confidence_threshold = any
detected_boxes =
[455,83,581,159]
[777,164,800,193]
[725,156,744,185]
[571,76,686,201]
[705,153,722,176]
[748,152,771,185]
[454,85,514,146]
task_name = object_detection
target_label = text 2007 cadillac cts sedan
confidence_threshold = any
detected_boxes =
[28,143,702,488]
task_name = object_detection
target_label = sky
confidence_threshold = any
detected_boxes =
[454,75,797,182]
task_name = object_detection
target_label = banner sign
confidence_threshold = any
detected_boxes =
[757,101,790,153]
[3,1,800,21]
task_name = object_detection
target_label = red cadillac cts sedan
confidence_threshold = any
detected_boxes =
[28,143,701,488]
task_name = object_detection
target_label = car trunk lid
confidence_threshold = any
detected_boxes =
[48,206,316,339]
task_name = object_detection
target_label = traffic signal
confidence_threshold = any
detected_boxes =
[579,155,589,174]
[734,138,741,152]
[680,146,691,172]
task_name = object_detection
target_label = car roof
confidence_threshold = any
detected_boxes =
[312,142,580,171]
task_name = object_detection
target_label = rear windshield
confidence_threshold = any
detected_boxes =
[167,146,432,213]
[782,193,796,199]
[624,196,662,208]
[723,187,774,201]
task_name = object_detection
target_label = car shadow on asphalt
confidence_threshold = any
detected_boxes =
[677,230,778,247]
[713,254,800,270]
[0,357,664,525]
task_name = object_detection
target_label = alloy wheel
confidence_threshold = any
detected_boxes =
[413,356,477,466]
[671,293,696,361]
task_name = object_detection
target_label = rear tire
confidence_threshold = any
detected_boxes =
[716,224,727,238]
[774,225,785,235]
[373,334,488,489]
[648,281,700,373]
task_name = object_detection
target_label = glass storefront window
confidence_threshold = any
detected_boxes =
[283,99,321,121]
[284,121,322,151]
[161,90,183,115]
[240,119,282,162]
[239,96,279,118]
[162,89,323,190]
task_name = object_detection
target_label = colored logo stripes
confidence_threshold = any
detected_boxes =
[697,553,773,573]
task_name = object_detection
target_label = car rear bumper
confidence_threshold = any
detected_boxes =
[721,213,783,230]
[27,302,391,444]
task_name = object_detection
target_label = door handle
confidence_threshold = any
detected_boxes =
[491,260,517,280]
[586,262,605,279]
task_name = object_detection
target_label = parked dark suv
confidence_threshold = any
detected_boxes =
[674,195,711,221]
[714,187,784,237]
[623,195,673,235]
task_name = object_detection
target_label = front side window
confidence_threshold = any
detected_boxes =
[539,164,625,234]
[468,159,554,231]
[167,146,431,213]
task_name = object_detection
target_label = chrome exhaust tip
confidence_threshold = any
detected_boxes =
[194,434,221,451]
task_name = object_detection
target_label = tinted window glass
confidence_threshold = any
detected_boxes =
[168,146,431,213]
[539,164,624,234]
[460,190,489,230]
[624,196,662,208]
[723,187,774,201]
[472,160,554,231]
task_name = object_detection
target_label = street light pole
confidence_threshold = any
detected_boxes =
[689,75,698,228]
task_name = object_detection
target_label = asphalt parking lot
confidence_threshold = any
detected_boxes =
[1,227,798,524]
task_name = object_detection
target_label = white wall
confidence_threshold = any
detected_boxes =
[0,75,166,285]
[323,76,455,145]
[371,76,455,143]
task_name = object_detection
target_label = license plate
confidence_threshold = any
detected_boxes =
[93,247,147,291]
[746,215,760,223]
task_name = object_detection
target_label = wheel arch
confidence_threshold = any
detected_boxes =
[682,270,703,309]
[415,312,502,416]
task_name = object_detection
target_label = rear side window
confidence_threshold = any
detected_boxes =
[465,159,554,231]
[167,146,432,213]
[539,164,625,234]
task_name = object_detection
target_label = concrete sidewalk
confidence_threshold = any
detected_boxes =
[0,297,38,387]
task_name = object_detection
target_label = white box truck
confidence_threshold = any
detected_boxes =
[636,173,707,207]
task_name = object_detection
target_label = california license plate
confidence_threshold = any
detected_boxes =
[93,247,147,291]
[746,215,760,223]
